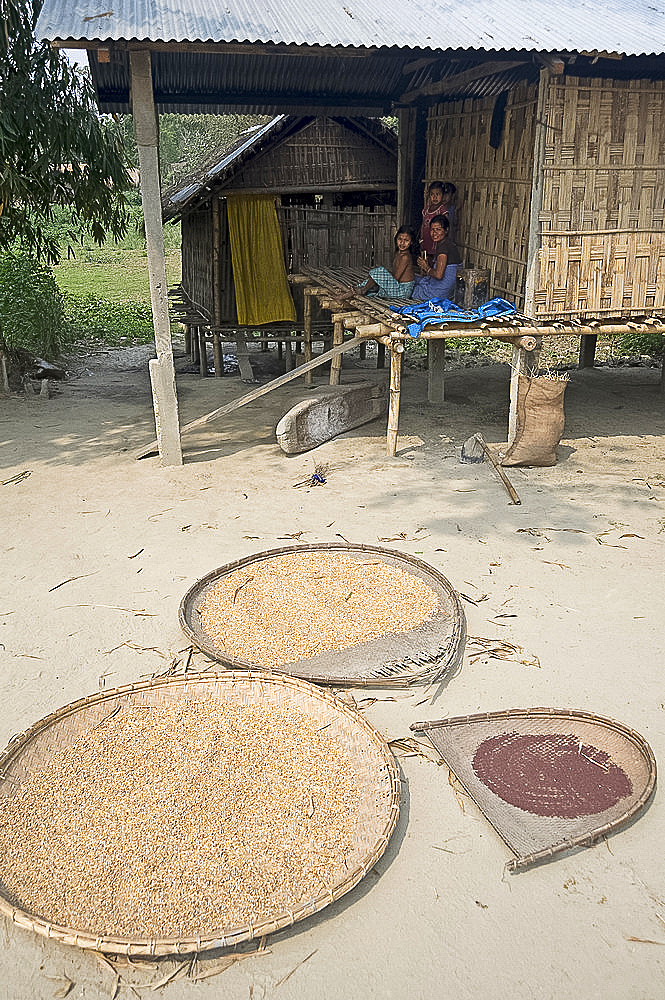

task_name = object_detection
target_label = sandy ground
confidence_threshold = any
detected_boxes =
[1,340,664,1000]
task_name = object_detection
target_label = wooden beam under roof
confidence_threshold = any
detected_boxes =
[400,59,528,102]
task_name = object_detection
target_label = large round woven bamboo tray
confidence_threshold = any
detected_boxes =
[179,543,466,686]
[0,671,400,956]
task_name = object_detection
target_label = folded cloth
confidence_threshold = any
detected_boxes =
[390,297,516,338]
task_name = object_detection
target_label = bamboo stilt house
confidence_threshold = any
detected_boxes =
[162,116,398,326]
[35,0,665,464]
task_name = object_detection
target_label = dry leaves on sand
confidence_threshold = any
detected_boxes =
[466,636,541,669]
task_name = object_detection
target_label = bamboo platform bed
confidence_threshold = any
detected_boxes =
[290,266,665,457]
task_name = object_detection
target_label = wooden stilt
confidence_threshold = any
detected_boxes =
[377,342,386,369]
[329,319,344,385]
[579,333,597,368]
[212,332,223,377]
[387,345,403,456]
[198,328,208,377]
[304,290,313,386]
[428,338,445,403]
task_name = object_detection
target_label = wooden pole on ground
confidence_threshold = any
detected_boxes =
[129,50,182,466]
[135,336,365,459]
[387,344,404,456]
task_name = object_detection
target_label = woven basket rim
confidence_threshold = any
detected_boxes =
[0,670,400,955]
[178,542,466,687]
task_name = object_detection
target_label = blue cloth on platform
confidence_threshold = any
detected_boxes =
[390,297,516,338]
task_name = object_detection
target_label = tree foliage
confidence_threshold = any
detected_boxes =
[0,251,68,360]
[157,114,271,186]
[0,0,133,262]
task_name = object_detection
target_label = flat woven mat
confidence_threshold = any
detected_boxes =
[179,543,466,687]
[412,708,656,870]
[0,671,400,955]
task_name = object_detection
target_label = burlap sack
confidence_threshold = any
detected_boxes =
[502,372,568,467]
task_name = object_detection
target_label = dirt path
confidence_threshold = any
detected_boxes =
[1,344,664,1000]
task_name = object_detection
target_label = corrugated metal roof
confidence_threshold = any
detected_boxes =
[36,0,665,59]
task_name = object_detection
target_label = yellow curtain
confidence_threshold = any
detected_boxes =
[227,193,296,326]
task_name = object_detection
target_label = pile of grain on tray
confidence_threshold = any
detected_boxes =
[198,551,441,666]
[0,698,359,939]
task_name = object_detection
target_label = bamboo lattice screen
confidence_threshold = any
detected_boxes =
[277,204,397,272]
[536,76,665,318]
[426,81,537,309]
[426,76,665,320]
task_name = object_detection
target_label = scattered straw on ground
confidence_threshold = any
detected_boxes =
[0,699,359,939]
[198,552,441,666]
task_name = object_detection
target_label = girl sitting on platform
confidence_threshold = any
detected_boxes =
[412,214,461,302]
[341,227,417,301]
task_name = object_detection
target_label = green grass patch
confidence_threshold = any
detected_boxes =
[54,249,181,302]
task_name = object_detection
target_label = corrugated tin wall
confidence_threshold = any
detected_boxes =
[535,75,665,318]
[426,81,537,309]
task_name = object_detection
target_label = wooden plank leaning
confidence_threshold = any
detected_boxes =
[135,336,366,459]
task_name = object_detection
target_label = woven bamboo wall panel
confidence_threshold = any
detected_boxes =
[426,81,538,308]
[228,119,396,191]
[277,204,397,271]
[181,208,214,316]
[535,76,665,318]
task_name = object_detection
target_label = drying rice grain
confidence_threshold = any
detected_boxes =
[0,699,359,939]
[198,551,440,666]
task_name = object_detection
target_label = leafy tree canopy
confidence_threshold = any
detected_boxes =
[0,0,133,262]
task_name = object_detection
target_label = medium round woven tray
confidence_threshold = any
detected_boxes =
[0,671,400,956]
[179,543,466,686]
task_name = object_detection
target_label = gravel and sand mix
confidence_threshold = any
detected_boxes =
[0,698,359,939]
[198,552,441,666]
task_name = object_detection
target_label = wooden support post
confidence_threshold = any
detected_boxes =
[212,332,223,377]
[359,341,367,361]
[387,345,403,456]
[211,194,223,377]
[198,328,208,377]
[579,333,597,368]
[377,343,386,369]
[129,50,182,466]
[184,326,192,356]
[524,67,550,319]
[303,289,313,386]
[285,337,294,371]
[428,338,446,403]
[508,344,541,447]
[330,318,344,385]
